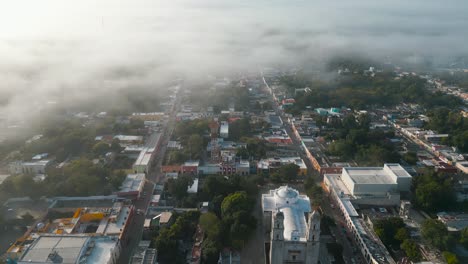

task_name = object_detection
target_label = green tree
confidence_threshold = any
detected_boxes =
[229,118,252,140]
[274,163,300,183]
[374,217,405,247]
[187,134,204,159]
[199,212,221,240]
[414,172,456,212]
[220,192,256,249]
[401,239,421,262]
[202,239,221,264]
[394,227,409,242]
[166,175,194,203]
[221,192,252,218]
[155,228,178,263]
[110,138,123,152]
[307,185,324,207]
[92,142,110,157]
[443,251,460,264]
[421,219,450,250]
[459,227,468,249]
[403,151,418,165]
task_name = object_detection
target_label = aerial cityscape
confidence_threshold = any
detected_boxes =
[1,1,468,264]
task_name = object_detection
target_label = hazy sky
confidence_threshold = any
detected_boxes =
[1,0,467,121]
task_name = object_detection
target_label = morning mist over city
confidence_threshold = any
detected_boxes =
[1,1,468,264]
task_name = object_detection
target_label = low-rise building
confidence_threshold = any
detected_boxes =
[182,160,200,175]
[257,157,307,176]
[117,173,146,200]
[16,235,121,264]
[437,212,468,232]
[9,160,52,175]
[133,147,154,174]
[113,135,144,146]
[220,121,229,138]
[130,240,157,264]
[7,199,133,263]
[323,164,412,264]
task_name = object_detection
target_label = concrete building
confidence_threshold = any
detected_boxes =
[182,160,200,175]
[130,240,157,264]
[16,235,121,264]
[113,135,144,146]
[262,186,320,264]
[322,165,409,264]
[9,160,52,175]
[437,212,468,232]
[335,164,412,197]
[117,173,146,200]
[220,121,229,138]
[257,157,307,176]
[133,147,154,174]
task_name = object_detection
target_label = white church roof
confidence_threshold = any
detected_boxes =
[262,186,312,241]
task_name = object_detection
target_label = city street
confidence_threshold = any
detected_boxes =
[262,72,357,264]
[118,85,183,264]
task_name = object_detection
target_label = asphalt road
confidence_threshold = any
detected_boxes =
[321,196,357,264]
[118,86,182,264]
[262,72,359,264]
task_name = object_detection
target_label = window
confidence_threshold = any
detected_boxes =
[292,255,296,261]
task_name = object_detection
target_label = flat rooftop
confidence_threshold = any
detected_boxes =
[19,236,88,263]
[120,174,145,193]
[344,168,394,185]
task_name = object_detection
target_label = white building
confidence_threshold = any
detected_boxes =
[220,121,229,138]
[262,186,320,264]
[17,235,120,264]
[9,160,52,175]
[323,164,409,264]
[338,164,412,197]
[133,147,154,174]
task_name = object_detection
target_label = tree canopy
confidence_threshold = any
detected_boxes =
[413,170,456,212]
[421,219,452,250]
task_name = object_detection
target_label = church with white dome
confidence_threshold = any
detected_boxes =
[262,186,321,264]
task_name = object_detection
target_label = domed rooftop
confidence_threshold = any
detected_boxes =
[275,186,298,199]
[274,186,300,206]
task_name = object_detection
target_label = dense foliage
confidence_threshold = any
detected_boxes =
[270,163,300,183]
[236,137,269,160]
[412,170,456,212]
[172,119,209,160]
[425,108,468,152]
[421,219,453,250]
[400,239,421,262]
[155,211,200,264]
[373,217,406,248]
[326,114,400,166]
[0,159,126,199]
[280,73,463,111]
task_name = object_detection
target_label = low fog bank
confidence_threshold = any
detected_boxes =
[1,0,467,126]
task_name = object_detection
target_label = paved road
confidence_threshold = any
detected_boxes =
[321,196,356,263]
[262,72,359,264]
[240,190,266,264]
[261,72,315,175]
[118,181,155,264]
[118,85,183,264]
